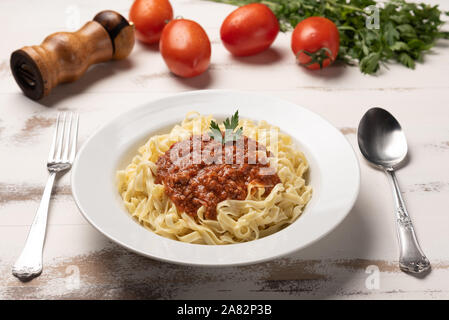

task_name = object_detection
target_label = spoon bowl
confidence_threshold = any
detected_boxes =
[358,108,408,169]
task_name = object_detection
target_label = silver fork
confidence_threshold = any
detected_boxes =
[12,112,79,281]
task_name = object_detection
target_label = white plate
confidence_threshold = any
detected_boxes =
[72,90,360,266]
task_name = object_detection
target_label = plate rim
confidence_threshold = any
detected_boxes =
[71,89,360,267]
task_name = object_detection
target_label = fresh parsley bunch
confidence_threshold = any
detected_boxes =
[208,0,449,74]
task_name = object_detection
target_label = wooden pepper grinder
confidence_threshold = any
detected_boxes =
[10,10,135,100]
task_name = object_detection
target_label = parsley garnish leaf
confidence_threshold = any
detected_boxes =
[208,120,223,142]
[209,110,243,144]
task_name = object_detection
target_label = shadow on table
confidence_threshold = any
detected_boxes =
[299,60,349,79]
[33,59,134,108]
[230,47,285,65]
[171,69,214,89]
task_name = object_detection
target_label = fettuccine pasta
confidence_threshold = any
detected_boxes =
[117,112,312,244]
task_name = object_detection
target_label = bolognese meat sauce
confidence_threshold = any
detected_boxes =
[155,134,280,220]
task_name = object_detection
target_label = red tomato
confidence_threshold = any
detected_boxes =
[129,0,173,44]
[291,17,340,70]
[159,19,211,78]
[220,3,279,57]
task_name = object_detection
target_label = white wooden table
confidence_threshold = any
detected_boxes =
[1,0,448,299]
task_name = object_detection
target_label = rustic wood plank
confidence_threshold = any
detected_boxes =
[2,244,449,299]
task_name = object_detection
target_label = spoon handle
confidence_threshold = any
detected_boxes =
[385,169,430,273]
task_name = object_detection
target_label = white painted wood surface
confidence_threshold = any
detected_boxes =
[1,0,449,299]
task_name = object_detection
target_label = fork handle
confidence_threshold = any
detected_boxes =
[12,172,57,281]
[385,169,430,273]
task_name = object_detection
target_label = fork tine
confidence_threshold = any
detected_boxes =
[62,113,73,161]
[54,113,66,162]
[69,113,79,163]
[47,113,61,163]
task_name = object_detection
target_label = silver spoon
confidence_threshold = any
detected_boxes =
[358,107,430,274]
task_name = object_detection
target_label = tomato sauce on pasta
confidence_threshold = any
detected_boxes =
[155,134,281,220]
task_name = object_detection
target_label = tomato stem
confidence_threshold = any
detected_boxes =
[296,47,333,69]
